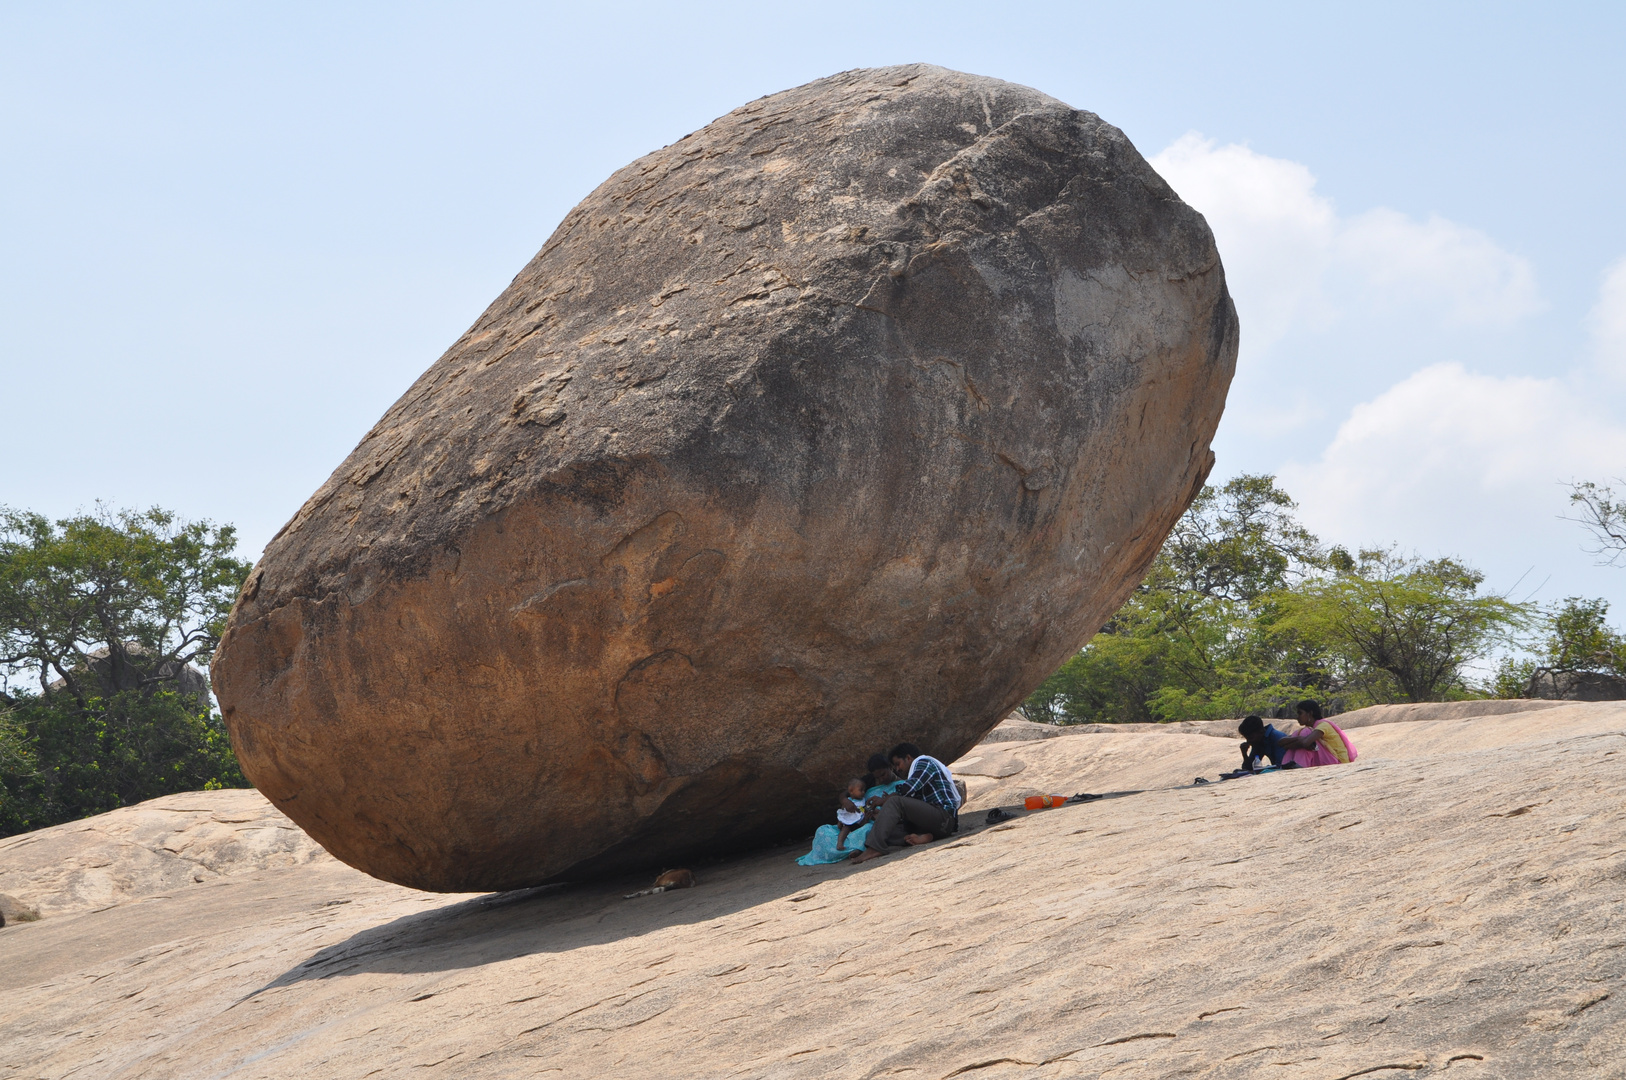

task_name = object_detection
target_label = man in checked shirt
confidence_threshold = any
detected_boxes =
[851,741,962,863]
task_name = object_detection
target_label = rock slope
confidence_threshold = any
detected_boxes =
[0,789,329,920]
[210,63,1238,892]
[3,702,1621,1077]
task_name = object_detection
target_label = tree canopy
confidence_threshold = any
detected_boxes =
[0,506,253,836]
[1025,476,1532,723]
[1491,596,1626,697]
[1274,551,1528,704]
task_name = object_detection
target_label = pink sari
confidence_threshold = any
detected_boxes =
[1283,720,1358,768]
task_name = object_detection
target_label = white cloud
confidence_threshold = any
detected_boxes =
[1150,134,1335,347]
[1281,258,1626,554]
[1336,208,1543,326]
[1591,257,1626,380]
[1150,134,1544,349]
[1282,363,1626,521]
[1279,358,1626,600]
[1159,126,1623,609]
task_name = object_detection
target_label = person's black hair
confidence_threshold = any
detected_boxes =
[1238,715,1265,738]
[866,753,891,773]
[889,741,922,762]
[1296,699,1323,721]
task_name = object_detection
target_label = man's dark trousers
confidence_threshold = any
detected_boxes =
[866,796,957,853]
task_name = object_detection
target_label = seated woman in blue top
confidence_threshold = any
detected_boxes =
[1238,714,1290,770]
[796,754,907,865]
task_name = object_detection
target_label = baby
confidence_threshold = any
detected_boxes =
[835,778,869,849]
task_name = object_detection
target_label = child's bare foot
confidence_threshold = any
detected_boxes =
[850,850,885,864]
[904,833,935,846]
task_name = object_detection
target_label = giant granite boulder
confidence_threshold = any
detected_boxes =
[211,64,1238,891]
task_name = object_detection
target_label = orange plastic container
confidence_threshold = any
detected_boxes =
[1024,794,1067,810]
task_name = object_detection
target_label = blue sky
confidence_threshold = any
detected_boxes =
[4,1,1625,620]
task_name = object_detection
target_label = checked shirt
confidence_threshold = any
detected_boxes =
[897,755,961,813]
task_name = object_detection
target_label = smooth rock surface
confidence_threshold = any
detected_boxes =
[989,698,1569,744]
[978,715,1070,742]
[1327,698,1568,728]
[211,64,1238,891]
[2,705,1622,1077]
[0,789,329,919]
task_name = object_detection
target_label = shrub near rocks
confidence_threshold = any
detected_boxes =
[0,506,252,837]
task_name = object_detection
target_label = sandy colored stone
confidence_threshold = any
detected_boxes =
[0,789,330,919]
[0,892,39,926]
[950,748,1027,778]
[990,698,1568,744]
[1332,698,1566,727]
[979,715,1069,742]
[2,704,1622,1077]
[957,700,1626,807]
[210,63,1238,892]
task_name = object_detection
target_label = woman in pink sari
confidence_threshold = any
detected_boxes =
[1280,699,1357,767]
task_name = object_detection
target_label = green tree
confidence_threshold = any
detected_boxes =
[1492,596,1626,698]
[1538,596,1626,673]
[0,506,253,836]
[1024,475,1334,723]
[0,705,33,824]
[1157,474,1324,603]
[1491,656,1537,699]
[1275,551,1530,703]
[1025,476,1533,721]
[1024,596,1195,723]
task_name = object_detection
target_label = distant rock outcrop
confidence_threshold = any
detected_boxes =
[1527,667,1626,701]
[47,643,212,712]
[211,64,1238,892]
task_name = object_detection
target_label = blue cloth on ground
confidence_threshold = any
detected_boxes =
[796,780,906,865]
